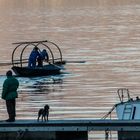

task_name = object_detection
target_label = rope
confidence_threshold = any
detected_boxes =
[105,130,109,140]
[16,129,28,140]
[101,104,117,140]
[102,104,116,119]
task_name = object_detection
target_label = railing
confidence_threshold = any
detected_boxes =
[117,88,130,103]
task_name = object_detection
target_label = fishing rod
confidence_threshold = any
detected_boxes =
[0,59,28,66]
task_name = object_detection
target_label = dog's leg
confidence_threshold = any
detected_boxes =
[38,109,44,122]
[44,116,46,122]
[37,116,39,122]
[37,114,41,122]
[47,111,49,121]
[47,114,48,121]
[41,115,44,122]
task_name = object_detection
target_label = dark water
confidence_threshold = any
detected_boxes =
[0,0,140,139]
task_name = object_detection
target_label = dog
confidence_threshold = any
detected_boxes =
[37,104,50,122]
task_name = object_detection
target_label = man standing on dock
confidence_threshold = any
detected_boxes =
[1,70,19,122]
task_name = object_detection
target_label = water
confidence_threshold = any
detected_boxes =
[0,0,140,139]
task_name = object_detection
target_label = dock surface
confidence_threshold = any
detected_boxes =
[1,119,140,140]
[0,119,140,131]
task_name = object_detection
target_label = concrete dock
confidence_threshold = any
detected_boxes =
[0,119,140,140]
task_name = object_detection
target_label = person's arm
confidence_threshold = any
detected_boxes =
[1,80,9,99]
[45,52,49,62]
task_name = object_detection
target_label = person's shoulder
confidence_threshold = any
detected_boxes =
[10,76,18,81]
[3,78,9,85]
[12,77,19,84]
[13,76,18,81]
[4,78,8,82]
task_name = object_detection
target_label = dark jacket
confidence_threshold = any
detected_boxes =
[2,76,19,100]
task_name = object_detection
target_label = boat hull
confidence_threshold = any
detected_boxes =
[116,99,140,120]
[12,64,61,77]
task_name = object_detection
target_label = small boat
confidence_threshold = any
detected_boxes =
[115,88,140,120]
[11,40,65,77]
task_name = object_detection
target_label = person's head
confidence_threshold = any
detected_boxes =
[33,46,39,51]
[6,70,12,77]
[42,49,46,53]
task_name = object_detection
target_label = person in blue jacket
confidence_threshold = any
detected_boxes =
[37,49,49,67]
[28,46,40,68]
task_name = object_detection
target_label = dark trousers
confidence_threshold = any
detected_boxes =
[6,99,16,120]
[37,57,43,67]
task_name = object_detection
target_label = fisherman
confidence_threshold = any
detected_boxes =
[28,46,40,68]
[37,49,49,67]
[1,70,19,122]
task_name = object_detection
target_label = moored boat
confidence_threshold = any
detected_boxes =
[102,88,140,120]
[115,88,140,120]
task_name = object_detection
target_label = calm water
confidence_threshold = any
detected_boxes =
[0,0,140,139]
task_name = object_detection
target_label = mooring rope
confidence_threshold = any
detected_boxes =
[16,129,28,140]
[102,104,116,119]
[102,105,116,140]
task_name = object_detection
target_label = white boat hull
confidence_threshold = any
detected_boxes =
[116,100,140,120]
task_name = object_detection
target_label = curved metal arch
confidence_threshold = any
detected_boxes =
[12,40,63,67]
[47,40,63,62]
[12,44,22,66]
[20,42,55,67]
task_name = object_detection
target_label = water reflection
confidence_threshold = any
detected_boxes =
[25,77,63,93]
[18,75,64,93]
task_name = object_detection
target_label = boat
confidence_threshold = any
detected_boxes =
[102,88,140,120]
[115,88,140,120]
[11,40,65,77]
